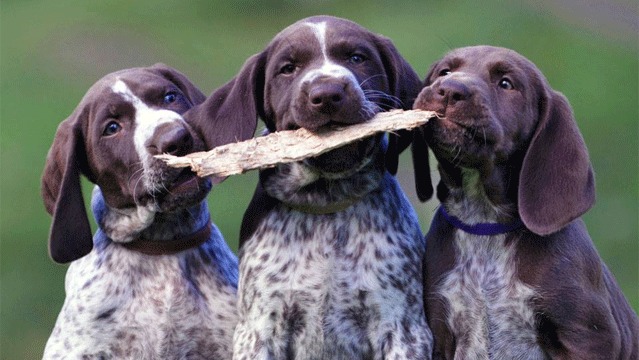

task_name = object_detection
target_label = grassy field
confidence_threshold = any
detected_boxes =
[1,0,637,358]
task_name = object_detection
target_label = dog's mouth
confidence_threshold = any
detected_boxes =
[167,169,200,191]
[425,116,500,166]
[154,169,212,212]
[279,117,381,178]
[304,136,379,178]
[430,115,497,143]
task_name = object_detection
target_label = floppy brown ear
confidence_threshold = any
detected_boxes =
[407,61,440,201]
[41,112,93,263]
[421,59,440,87]
[385,128,412,175]
[185,53,266,151]
[411,126,433,202]
[149,63,207,106]
[373,35,423,109]
[373,34,423,173]
[519,90,595,235]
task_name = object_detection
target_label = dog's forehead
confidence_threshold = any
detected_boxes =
[76,72,177,130]
[446,46,538,74]
[270,16,372,55]
[79,71,159,108]
[306,17,371,39]
[110,78,144,106]
[111,71,174,97]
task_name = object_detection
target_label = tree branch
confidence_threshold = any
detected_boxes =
[157,110,435,178]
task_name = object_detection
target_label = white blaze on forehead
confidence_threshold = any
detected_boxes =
[301,21,359,85]
[111,79,184,187]
[305,21,329,60]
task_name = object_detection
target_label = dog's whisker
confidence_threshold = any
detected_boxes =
[359,74,387,88]
[482,127,487,147]
[363,89,400,101]
[131,173,150,207]
[452,145,463,166]
[127,160,145,170]
[128,167,145,185]
[360,101,383,119]
[363,90,403,109]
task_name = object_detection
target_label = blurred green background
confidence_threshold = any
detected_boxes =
[1,0,637,358]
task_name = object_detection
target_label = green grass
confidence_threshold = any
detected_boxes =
[2,1,637,358]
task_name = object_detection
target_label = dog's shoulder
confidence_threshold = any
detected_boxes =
[516,221,639,358]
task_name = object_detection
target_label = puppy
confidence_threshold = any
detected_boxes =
[410,46,638,359]
[187,15,433,360]
[41,64,238,359]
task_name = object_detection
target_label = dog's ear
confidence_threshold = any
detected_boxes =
[373,35,424,174]
[41,110,94,263]
[406,61,440,202]
[410,127,434,202]
[422,59,441,87]
[149,63,207,107]
[185,53,266,151]
[519,90,595,235]
[239,181,279,250]
[385,128,412,175]
[372,35,422,109]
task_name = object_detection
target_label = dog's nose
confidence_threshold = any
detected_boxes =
[147,124,193,156]
[308,82,346,114]
[437,79,471,104]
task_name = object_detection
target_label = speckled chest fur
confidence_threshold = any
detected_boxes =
[235,172,433,360]
[432,174,546,359]
[43,196,239,360]
[55,245,237,359]
[438,231,546,359]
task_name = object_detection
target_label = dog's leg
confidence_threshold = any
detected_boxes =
[233,319,275,360]
[376,303,433,360]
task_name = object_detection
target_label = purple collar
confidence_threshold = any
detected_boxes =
[437,206,524,236]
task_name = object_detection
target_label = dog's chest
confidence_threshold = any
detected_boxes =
[238,190,425,357]
[54,243,237,359]
[439,232,547,359]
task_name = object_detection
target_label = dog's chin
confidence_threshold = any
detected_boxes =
[155,170,212,212]
[304,136,378,178]
[425,119,496,168]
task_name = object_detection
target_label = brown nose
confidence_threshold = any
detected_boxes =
[437,78,472,104]
[308,82,346,114]
[146,124,193,156]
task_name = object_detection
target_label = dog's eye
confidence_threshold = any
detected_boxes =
[103,121,121,136]
[498,78,514,90]
[438,69,451,77]
[163,91,178,104]
[348,54,366,65]
[280,63,297,75]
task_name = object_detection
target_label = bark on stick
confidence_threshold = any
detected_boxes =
[157,110,435,178]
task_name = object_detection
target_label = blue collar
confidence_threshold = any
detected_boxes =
[438,206,524,236]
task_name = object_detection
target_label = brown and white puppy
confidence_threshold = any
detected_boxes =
[188,15,433,359]
[41,64,238,359]
[409,46,638,359]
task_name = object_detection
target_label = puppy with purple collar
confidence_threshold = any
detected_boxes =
[409,46,638,359]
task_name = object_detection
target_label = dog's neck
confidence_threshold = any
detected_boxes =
[440,165,519,225]
[91,187,210,246]
[260,149,385,214]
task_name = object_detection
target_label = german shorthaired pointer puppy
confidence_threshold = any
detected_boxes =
[41,65,239,359]
[187,15,433,359]
[408,46,638,359]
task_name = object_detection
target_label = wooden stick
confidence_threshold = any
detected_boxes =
[157,109,435,178]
